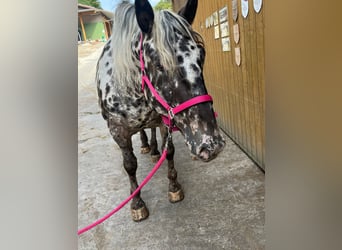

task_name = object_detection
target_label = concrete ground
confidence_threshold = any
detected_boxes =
[78,42,265,249]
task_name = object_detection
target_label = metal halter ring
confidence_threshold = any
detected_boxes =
[168,108,175,120]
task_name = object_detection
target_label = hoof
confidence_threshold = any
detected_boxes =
[131,206,149,222]
[168,189,184,203]
[191,155,198,161]
[140,146,151,154]
[190,153,198,160]
[151,154,160,163]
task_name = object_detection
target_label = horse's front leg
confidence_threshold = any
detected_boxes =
[111,127,149,221]
[160,125,184,203]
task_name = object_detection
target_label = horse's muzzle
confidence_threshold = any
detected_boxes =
[197,139,225,162]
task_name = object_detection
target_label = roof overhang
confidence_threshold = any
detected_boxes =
[78,4,113,20]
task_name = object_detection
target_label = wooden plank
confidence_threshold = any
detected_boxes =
[247,5,258,161]
[79,15,87,41]
[102,16,109,40]
[239,4,252,153]
[228,0,243,145]
[255,7,265,168]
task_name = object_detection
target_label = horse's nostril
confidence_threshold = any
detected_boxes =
[199,147,210,161]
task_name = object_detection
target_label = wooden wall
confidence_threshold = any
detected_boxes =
[190,0,265,169]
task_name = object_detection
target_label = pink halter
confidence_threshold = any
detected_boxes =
[139,33,214,131]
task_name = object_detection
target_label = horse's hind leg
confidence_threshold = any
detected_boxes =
[160,125,184,203]
[111,127,149,221]
[140,130,151,154]
[150,128,160,163]
[140,128,160,162]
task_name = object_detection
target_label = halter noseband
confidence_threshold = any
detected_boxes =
[139,33,214,131]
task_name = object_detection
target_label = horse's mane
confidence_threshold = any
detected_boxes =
[111,2,203,84]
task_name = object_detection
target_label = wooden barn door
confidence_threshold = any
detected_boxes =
[175,0,265,169]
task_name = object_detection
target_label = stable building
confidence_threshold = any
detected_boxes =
[78,4,113,42]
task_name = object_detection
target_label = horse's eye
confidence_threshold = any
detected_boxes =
[156,63,164,72]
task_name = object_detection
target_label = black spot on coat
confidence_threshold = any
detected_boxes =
[105,84,110,95]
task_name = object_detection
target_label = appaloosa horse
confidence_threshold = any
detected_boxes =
[96,0,225,221]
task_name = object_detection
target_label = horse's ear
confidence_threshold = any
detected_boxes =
[135,0,154,34]
[178,0,198,25]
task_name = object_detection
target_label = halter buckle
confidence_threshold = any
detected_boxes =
[168,108,175,120]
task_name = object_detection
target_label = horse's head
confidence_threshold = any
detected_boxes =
[135,0,225,161]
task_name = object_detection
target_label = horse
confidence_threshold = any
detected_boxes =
[96,0,225,221]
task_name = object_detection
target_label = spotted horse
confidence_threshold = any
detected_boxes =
[96,0,225,221]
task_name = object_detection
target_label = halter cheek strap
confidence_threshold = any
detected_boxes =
[139,33,214,131]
